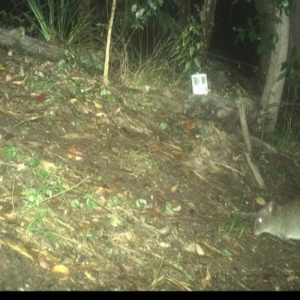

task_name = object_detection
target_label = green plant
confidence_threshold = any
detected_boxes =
[273,126,300,154]
[234,15,265,55]
[5,146,23,161]
[21,186,44,208]
[170,20,203,74]
[0,7,28,29]
[100,88,116,102]
[221,249,232,258]
[71,199,83,209]
[130,0,164,30]
[19,0,96,45]
[28,157,40,168]
[228,214,249,238]
[85,193,98,211]
[151,258,198,291]
[227,193,250,238]
[234,0,291,56]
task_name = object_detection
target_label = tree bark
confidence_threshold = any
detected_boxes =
[0,26,64,61]
[260,7,289,132]
[200,0,217,51]
[103,0,117,86]
[254,0,275,82]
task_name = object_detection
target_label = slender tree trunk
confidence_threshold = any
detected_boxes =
[103,0,117,86]
[199,0,217,51]
[260,7,289,132]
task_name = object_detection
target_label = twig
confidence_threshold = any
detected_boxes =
[245,152,265,188]
[41,176,89,203]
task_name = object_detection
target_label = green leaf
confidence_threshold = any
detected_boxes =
[86,195,98,211]
[248,29,257,43]
[257,42,264,55]
[189,46,195,58]
[289,73,296,81]
[194,57,201,69]
[292,59,300,69]
[160,123,168,130]
[5,146,22,161]
[277,72,286,81]
[28,157,40,168]
[221,249,232,258]
[136,198,147,208]
[71,199,83,209]
[238,31,246,42]
[282,0,289,8]
[100,89,111,96]
[110,215,123,227]
[247,18,253,27]
[184,61,191,73]
[196,42,201,50]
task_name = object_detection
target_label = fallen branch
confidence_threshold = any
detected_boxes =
[236,99,265,188]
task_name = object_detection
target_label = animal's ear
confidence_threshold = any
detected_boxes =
[267,201,278,215]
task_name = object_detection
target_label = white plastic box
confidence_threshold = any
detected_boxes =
[191,73,208,95]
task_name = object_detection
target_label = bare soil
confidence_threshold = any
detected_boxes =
[0,48,300,291]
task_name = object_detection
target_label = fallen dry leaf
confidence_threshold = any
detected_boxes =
[171,184,178,193]
[38,256,50,270]
[36,93,46,103]
[69,98,77,104]
[157,241,170,248]
[51,264,70,275]
[201,268,211,289]
[5,73,12,82]
[123,264,134,273]
[84,271,96,282]
[255,197,266,206]
[287,274,299,282]
[67,154,84,160]
[93,101,102,109]
[67,146,85,157]
[40,160,57,171]
[196,244,205,256]
[184,243,205,255]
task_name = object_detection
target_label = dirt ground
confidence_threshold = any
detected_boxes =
[0,48,300,291]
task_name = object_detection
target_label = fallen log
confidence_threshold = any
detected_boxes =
[0,26,104,70]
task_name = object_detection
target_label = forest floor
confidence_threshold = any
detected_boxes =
[0,47,300,291]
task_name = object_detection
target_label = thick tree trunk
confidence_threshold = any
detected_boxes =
[200,0,217,51]
[260,8,289,132]
[254,0,275,82]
